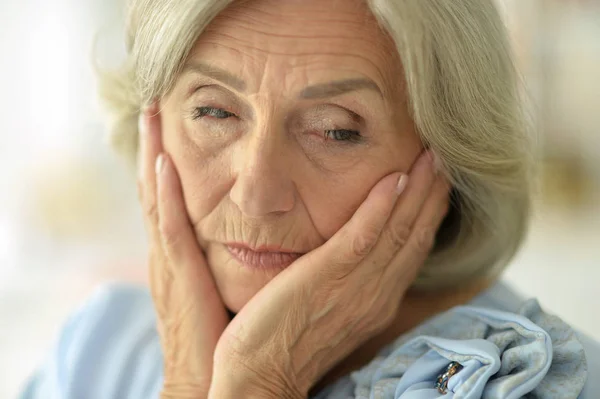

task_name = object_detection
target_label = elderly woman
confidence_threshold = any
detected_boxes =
[20,0,599,398]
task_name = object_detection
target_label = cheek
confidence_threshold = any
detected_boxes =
[161,113,232,225]
[177,154,231,225]
[300,171,378,240]
[301,138,421,241]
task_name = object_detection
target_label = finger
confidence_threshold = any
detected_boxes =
[138,102,163,229]
[136,104,170,301]
[307,171,407,275]
[374,150,438,260]
[384,175,451,287]
[155,153,211,281]
[154,154,228,385]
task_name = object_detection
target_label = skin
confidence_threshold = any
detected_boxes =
[137,0,488,397]
[159,0,420,313]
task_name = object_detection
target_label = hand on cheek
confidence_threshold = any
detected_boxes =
[210,150,451,398]
[137,103,230,399]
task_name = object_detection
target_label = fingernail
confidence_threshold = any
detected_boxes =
[156,153,165,175]
[396,174,408,195]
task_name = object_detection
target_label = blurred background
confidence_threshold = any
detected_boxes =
[0,0,599,397]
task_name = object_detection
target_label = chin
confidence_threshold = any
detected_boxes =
[205,242,279,313]
[221,284,256,314]
[217,269,262,313]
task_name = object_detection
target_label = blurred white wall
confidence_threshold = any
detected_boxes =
[0,1,599,398]
[0,1,148,397]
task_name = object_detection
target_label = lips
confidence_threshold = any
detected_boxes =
[225,244,303,269]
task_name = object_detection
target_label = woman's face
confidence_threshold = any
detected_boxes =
[160,0,422,312]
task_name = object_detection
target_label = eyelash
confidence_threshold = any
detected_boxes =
[192,106,363,143]
[323,129,362,143]
[192,106,236,120]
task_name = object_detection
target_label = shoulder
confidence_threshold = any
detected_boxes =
[319,280,597,399]
[472,280,600,398]
[577,332,600,398]
[20,283,163,399]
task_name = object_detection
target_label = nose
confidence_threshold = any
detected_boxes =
[229,132,296,217]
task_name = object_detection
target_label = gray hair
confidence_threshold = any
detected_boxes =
[97,0,534,289]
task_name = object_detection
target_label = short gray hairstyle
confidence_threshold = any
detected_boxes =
[97,0,534,289]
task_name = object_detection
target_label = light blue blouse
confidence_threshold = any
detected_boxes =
[19,281,599,398]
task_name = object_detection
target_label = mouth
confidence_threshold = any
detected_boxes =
[224,242,305,270]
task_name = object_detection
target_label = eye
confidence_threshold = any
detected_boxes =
[192,106,236,120]
[323,129,362,143]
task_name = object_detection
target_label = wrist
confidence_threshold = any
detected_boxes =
[209,368,304,399]
[208,383,304,399]
[161,381,210,399]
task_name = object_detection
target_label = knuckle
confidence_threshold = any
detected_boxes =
[386,223,411,248]
[319,261,352,283]
[350,228,379,258]
[143,200,158,224]
[159,219,182,250]
[413,226,436,254]
[217,328,250,363]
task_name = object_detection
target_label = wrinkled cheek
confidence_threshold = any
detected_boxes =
[303,177,374,241]
[170,138,235,237]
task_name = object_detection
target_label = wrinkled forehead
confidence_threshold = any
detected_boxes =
[187,0,404,101]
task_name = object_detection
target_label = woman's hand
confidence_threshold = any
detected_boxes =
[209,151,450,398]
[137,104,229,398]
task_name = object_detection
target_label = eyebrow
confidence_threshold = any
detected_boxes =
[300,78,382,99]
[182,62,383,99]
[183,62,247,92]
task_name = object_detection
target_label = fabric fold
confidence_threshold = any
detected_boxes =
[347,299,586,399]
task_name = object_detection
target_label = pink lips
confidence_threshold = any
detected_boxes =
[225,244,303,270]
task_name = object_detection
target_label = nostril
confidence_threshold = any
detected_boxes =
[230,175,295,217]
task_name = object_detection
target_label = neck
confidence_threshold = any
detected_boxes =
[309,278,492,396]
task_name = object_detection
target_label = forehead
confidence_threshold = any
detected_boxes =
[188,0,403,99]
